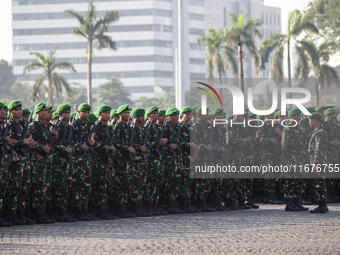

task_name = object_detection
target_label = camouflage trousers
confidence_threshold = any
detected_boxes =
[71,155,92,207]
[31,159,52,210]
[53,158,73,210]
[314,178,327,203]
[180,154,192,200]
[130,161,147,204]
[17,162,32,213]
[112,160,133,205]
[143,155,162,203]
[191,178,210,202]
[162,156,181,202]
[90,157,110,208]
[0,158,9,212]
[5,158,25,212]
[221,179,239,199]
[284,179,306,201]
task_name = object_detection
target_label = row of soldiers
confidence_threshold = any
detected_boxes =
[0,100,339,227]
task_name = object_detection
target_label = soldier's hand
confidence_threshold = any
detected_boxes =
[206,144,212,151]
[109,145,116,154]
[189,142,197,151]
[220,146,227,153]
[245,137,252,142]
[42,145,51,154]
[7,137,17,146]
[180,162,184,169]
[160,138,168,146]
[65,146,73,154]
[12,150,19,161]
[128,146,135,154]
[169,143,177,150]
[80,143,89,152]
[27,139,35,147]
[51,130,59,139]
[87,139,95,146]
[194,145,201,153]
[330,139,340,146]
[23,138,32,146]
[270,138,279,145]
[139,145,147,153]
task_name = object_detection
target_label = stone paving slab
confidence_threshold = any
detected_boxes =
[1,204,340,255]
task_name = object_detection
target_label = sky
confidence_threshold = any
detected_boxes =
[0,0,312,63]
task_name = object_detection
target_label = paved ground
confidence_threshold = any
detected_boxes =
[1,204,340,255]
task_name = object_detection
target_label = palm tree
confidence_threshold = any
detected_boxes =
[295,41,339,105]
[259,10,318,86]
[23,48,76,105]
[226,13,263,73]
[65,0,120,105]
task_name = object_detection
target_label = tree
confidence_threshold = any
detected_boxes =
[0,59,16,95]
[305,0,340,49]
[23,48,76,105]
[226,13,263,74]
[295,40,339,105]
[259,10,318,86]
[65,0,120,105]
[197,28,237,83]
[96,77,132,109]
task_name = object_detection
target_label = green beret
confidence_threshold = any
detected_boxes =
[130,107,145,118]
[3,104,7,110]
[315,106,324,112]
[288,108,301,117]
[22,108,31,116]
[309,112,322,121]
[144,113,148,120]
[46,104,53,111]
[324,108,335,116]
[195,107,210,115]
[226,115,234,121]
[158,109,166,116]
[274,110,281,119]
[57,104,71,114]
[0,102,5,109]
[32,113,37,120]
[190,106,199,113]
[257,115,265,120]
[211,108,223,117]
[8,100,22,110]
[78,103,91,112]
[337,114,340,122]
[52,111,59,120]
[110,109,118,118]
[146,106,158,115]
[306,107,315,113]
[70,112,77,119]
[97,105,112,113]
[34,102,46,113]
[117,104,130,114]
[180,106,191,115]
[87,112,98,124]
[166,108,179,116]
[7,112,11,118]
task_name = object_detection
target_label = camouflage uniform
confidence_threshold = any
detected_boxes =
[29,120,53,214]
[308,126,328,203]
[179,122,192,202]
[0,122,9,216]
[53,122,74,213]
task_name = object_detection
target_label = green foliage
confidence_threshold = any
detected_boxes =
[95,77,132,109]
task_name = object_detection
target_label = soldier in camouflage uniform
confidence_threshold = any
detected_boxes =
[281,108,308,212]
[52,104,77,222]
[6,101,35,225]
[90,105,116,219]
[256,112,284,204]
[0,102,13,227]
[308,112,329,213]
[191,107,215,212]
[29,103,57,224]
[71,103,96,221]
[112,105,135,218]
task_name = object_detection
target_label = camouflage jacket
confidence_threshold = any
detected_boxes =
[308,127,328,164]
[29,120,52,161]
[113,120,131,159]
[281,125,303,165]
[72,118,93,156]
[93,121,112,163]
[256,121,281,157]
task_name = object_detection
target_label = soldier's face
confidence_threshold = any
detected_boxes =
[182,113,191,123]
[136,116,144,125]
[318,110,324,118]
[309,119,319,129]
[0,108,6,119]
[265,114,274,119]
[149,111,158,123]
[198,114,208,123]
[46,110,53,121]
[10,107,23,119]
[22,115,29,122]
[37,108,47,120]
[79,110,90,121]
[99,111,110,122]
[169,114,178,124]
[158,115,165,124]
[119,110,130,122]
[290,114,301,122]
[60,110,71,122]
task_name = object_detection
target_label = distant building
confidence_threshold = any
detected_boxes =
[12,0,280,101]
